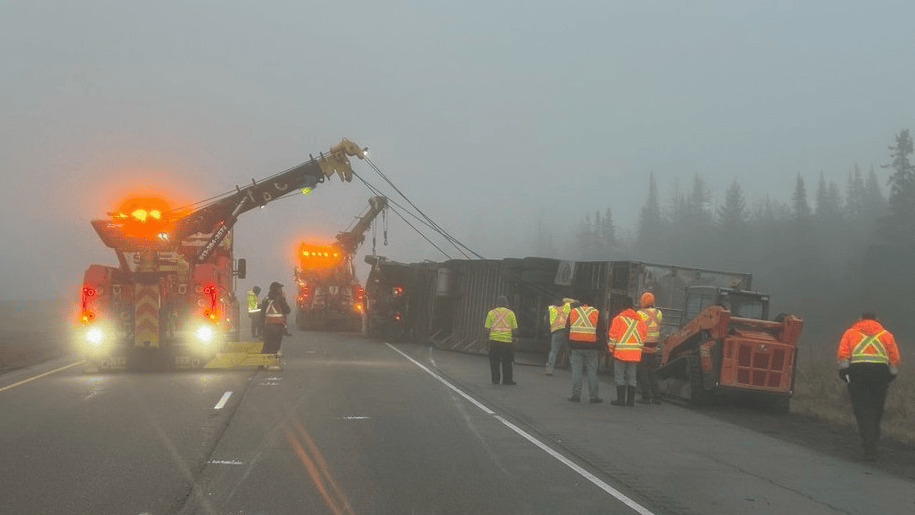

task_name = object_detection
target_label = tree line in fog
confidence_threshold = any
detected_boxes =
[562,129,915,342]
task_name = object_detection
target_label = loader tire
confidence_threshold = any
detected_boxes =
[770,396,790,414]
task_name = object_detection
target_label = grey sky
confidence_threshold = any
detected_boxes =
[2,1,913,301]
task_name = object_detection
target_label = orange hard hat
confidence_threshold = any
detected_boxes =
[640,292,655,308]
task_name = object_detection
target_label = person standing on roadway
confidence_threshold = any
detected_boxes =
[260,282,290,363]
[608,297,647,407]
[544,297,574,376]
[636,291,663,404]
[566,298,602,403]
[246,285,262,339]
[485,295,519,385]
[836,312,901,461]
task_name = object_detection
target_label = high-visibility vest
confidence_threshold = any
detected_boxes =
[485,307,517,343]
[849,331,890,365]
[638,307,662,352]
[568,306,598,342]
[836,320,901,374]
[608,310,645,362]
[548,303,571,333]
[264,299,286,324]
[247,291,260,313]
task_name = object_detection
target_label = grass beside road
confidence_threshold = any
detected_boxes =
[0,298,72,372]
[791,335,913,446]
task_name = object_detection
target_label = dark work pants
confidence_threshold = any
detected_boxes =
[847,364,891,456]
[262,323,285,354]
[489,340,514,384]
[637,353,660,399]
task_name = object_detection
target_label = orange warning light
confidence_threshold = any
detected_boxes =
[110,195,176,243]
[296,242,343,269]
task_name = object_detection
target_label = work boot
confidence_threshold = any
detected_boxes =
[626,386,637,407]
[611,386,626,406]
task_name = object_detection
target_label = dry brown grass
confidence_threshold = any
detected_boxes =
[0,298,71,371]
[791,336,913,446]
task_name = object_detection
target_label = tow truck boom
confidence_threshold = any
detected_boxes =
[335,196,388,255]
[89,138,366,262]
[75,137,366,372]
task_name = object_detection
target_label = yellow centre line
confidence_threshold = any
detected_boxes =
[0,361,85,393]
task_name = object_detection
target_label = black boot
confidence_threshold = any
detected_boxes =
[611,386,626,406]
[626,386,636,407]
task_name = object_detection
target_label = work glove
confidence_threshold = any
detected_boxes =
[888,373,897,383]
[838,368,850,383]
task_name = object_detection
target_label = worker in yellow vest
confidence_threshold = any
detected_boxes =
[836,312,901,460]
[544,297,575,376]
[636,292,663,404]
[485,295,519,385]
[608,297,647,407]
[246,285,261,338]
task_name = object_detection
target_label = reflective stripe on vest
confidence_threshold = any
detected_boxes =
[614,317,644,350]
[638,307,661,346]
[487,307,514,342]
[264,299,285,324]
[569,306,597,342]
[851,331,889,365]
[549,304,570,333]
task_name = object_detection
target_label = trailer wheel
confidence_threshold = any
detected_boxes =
[502,258,523,282]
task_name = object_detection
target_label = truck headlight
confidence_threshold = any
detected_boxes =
[86,327,104,346]
[195,325,215,344]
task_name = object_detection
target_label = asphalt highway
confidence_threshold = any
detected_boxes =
[1,331,912,515]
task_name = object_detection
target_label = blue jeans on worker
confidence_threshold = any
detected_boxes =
[545,329,568,373]
[614,358,638,387]
[569,348,600,400]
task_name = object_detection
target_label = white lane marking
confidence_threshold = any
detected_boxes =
[385,343,656,515]
[340,416,370,420]
[0,360,85,393]
[208,459,245,465]
[214,391,232,409]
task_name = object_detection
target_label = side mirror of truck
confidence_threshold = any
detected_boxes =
[236,258,247,279]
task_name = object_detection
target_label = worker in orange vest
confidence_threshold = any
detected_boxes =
[836,312,901,460]
[566,298,602,403]
[636,292,663,404]
[608,297,647,407]
[485,295,519,385]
